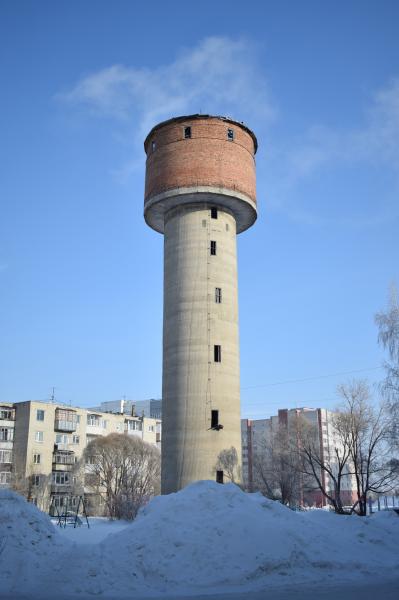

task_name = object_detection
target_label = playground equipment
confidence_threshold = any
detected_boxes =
[50,495,90,529]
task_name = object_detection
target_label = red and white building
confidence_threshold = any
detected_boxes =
[242,407,357,507]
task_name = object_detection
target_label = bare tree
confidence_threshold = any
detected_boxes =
[83,433,160,519]
[253,426,301,506]
[297,382,398,515]
[375,284,399,445]
[11,462,52,511]
[215,446,241,483]
[296,415,353,514]
[338,381,398,516]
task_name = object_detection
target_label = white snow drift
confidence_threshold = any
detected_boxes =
[1,481,398,598]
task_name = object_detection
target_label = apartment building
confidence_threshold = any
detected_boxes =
[0,403,15,486]
[242,407,356,507]
[1,400,161,512]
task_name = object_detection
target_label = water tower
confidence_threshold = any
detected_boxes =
[143,115,257,494]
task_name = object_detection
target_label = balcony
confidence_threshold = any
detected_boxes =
[51,483,72,494]
[52,450,75,467]
[54,409,77,432]
[0,428,14,443]
[0,450,13,464]
[0,407,15,422]
[51,469,72,493]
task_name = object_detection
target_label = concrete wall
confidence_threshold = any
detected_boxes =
[162,205,241,493]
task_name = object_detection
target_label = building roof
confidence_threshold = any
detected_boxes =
[144,114,258,154]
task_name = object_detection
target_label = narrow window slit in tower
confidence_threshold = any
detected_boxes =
[225,223,229,232]
[184,126,191,139]
[210,241,217,255]
[216,470,224,484]
[214,345,221,362]
[211,410,219,429]
[211,207,218,219]
[215,288,222,303]
[202,219,207,228]
[227,128,234,141]
[151,140,156,151]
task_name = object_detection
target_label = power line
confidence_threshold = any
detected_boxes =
[241,366,383,390]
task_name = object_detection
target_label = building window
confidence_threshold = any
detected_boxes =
[101,419,107,429]
[126,420,142,432]
[32,475,40,487]
[35,431,43,442]
[33,453,41,464]
[202,219,207,228]
[151,140,156,152]
[0,427,13,441]
[210,241,217,256]
[211,207,218,219]
[214,345,221,362]
[227,128,234,141]
[211,410,219,429]
[56,433,68,444]
[215,288,222,303]
[184,126,191,139]
[76,415,80,423]
[36,409,45,421]
[216,470,224,484]
[225,223,229,232]
[87,414,100,427]
[0,450,12,463]
[72,435,80,444]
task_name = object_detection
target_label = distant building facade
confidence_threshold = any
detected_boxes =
[0,404,15,487]
[0,400,161,513]
[242,407,357,507]
[93,398,162,419]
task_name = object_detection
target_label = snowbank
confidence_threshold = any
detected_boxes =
[95,481,399,596]
[0,489,65,595]
[1,482,398,598]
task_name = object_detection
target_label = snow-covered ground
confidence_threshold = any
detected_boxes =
[1,482,398,599]
[53,516,131,544]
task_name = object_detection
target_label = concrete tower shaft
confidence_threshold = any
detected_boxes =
[144,115,257,494]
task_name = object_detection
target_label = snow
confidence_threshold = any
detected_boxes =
[0,489,65,594]
[54,517,131,544]
[1,482,398,599]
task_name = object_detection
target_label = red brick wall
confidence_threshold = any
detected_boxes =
[144,116,257,203]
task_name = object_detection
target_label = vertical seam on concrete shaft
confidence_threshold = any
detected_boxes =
[178,212,188,486]
[205,208,212,428]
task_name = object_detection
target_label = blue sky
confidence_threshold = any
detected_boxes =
[1,0,398,417]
